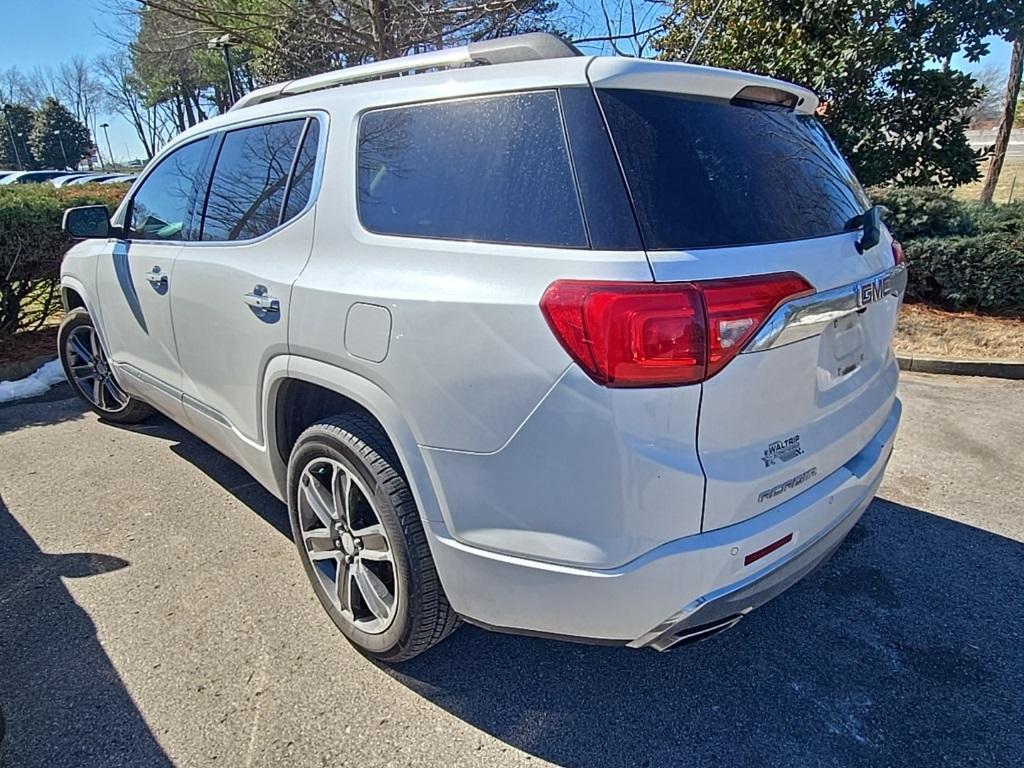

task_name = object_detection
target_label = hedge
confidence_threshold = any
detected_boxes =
[871,187,1024,315]
[0,184,128,333]
[0,182,1021,335]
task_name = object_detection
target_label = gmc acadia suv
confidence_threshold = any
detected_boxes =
[59,33,905,661]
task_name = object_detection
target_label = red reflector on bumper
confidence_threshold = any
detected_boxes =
[744,533,794,566]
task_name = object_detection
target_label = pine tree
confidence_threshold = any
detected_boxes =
[0,103,36,170]
[29,97,92,170]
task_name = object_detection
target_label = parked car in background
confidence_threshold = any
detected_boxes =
[66,173,125,185]
[59,32,905,662]
[50,174,96,187]
[99,175,137,184]
[0,170,74,185]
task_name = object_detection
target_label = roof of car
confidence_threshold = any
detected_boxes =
[160,36,817,157]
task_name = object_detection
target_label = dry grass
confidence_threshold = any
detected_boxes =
[955,155,1024,203]
[894,303,1024,360]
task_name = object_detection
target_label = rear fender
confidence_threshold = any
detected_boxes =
[264,356,445,526]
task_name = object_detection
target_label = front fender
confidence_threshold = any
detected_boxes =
[58,275,115,359]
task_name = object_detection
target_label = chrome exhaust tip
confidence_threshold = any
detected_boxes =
[653,613,745,651]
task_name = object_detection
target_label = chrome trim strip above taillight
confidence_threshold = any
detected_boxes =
[742,263,907,354]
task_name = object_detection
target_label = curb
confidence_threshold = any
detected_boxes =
[0,354,56,383]
[897,354,1024,380]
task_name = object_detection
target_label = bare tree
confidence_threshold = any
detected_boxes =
[19,66,64,108]
[968,64,1010,126]
[135,0,565,78]
[55,57,104,130]
[571,0,667,57]
[97,52,159,159]
[0,67,31,105]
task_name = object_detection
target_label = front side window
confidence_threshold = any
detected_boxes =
[201,119,307,241]
[127,137,211,240]
[598,89,870,250]
[357,91,587,248]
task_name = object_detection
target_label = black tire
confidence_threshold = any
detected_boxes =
[287,414,459,662]
[57,308,153,424]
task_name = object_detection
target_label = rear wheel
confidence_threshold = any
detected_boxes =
[57,308,153,423]
[287,414,459,662]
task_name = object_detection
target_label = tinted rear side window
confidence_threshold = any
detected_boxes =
[282,120,320,222]
[597,89,869,250]
[357,91,587,248]
[201,118,305,241]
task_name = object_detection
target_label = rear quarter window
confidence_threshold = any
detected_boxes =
[200,118,307,241]
[357,91,587,248]
[597,89,869,250]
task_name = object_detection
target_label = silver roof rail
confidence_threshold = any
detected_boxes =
[230,32,581,111]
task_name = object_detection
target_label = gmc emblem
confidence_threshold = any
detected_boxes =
[857,275,893,307]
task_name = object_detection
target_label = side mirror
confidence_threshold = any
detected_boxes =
[63,206,111,239]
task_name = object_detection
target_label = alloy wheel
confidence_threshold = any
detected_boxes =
[297,457,398,635]
[64,325,129,413]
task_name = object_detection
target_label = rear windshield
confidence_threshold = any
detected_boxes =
[597,89,869,250]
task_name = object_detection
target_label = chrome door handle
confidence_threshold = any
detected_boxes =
[145,270,167,285]
[243,286,280,313]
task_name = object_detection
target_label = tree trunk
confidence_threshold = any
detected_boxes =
[370,0,396,59]
[173,96,186,133]
[980,34,1024,204]
[189,89,207,122]
[179,83,197,128]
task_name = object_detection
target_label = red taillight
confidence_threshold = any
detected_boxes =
[540,273,812,387]
[540,281,707,386]
[700,273,814,378]
[892,240,905,265]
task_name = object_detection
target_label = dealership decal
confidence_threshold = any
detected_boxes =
[758,467,818,503]
[762,435,803,467]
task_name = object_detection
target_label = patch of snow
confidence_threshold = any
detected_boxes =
[0,359,67,403]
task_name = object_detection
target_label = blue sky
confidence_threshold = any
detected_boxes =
[1,0,141,160]
[0,0,1015,160]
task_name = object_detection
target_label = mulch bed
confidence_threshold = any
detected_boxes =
[894,303,1024,361]
[0,327,58,368]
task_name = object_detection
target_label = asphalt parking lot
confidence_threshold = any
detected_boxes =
[1,372,1022,767]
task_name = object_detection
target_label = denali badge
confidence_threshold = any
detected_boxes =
[758,467,818,503]
[857,274,895,307]
[762,435,803,467]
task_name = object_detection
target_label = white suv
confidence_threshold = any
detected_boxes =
[59,33,905,661]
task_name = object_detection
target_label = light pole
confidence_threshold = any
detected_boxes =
[2,105,23,171]
[208,34,238,106]
[53,129,70,170]
[99,122,114,170]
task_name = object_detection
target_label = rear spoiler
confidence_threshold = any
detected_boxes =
[586,58,819,115]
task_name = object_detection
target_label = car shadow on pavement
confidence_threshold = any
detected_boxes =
[0,496,174,767]
[0,383,86,436]
[105,415,292,537]
[387,499,1024,768]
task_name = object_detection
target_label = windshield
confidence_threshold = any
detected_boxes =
[597,89,869,250]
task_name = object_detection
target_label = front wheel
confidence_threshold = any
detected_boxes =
[287,414,459,662]
[57,308,153,423]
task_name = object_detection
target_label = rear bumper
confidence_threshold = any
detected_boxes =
[629,473,871,650]
[427,397,901,646]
